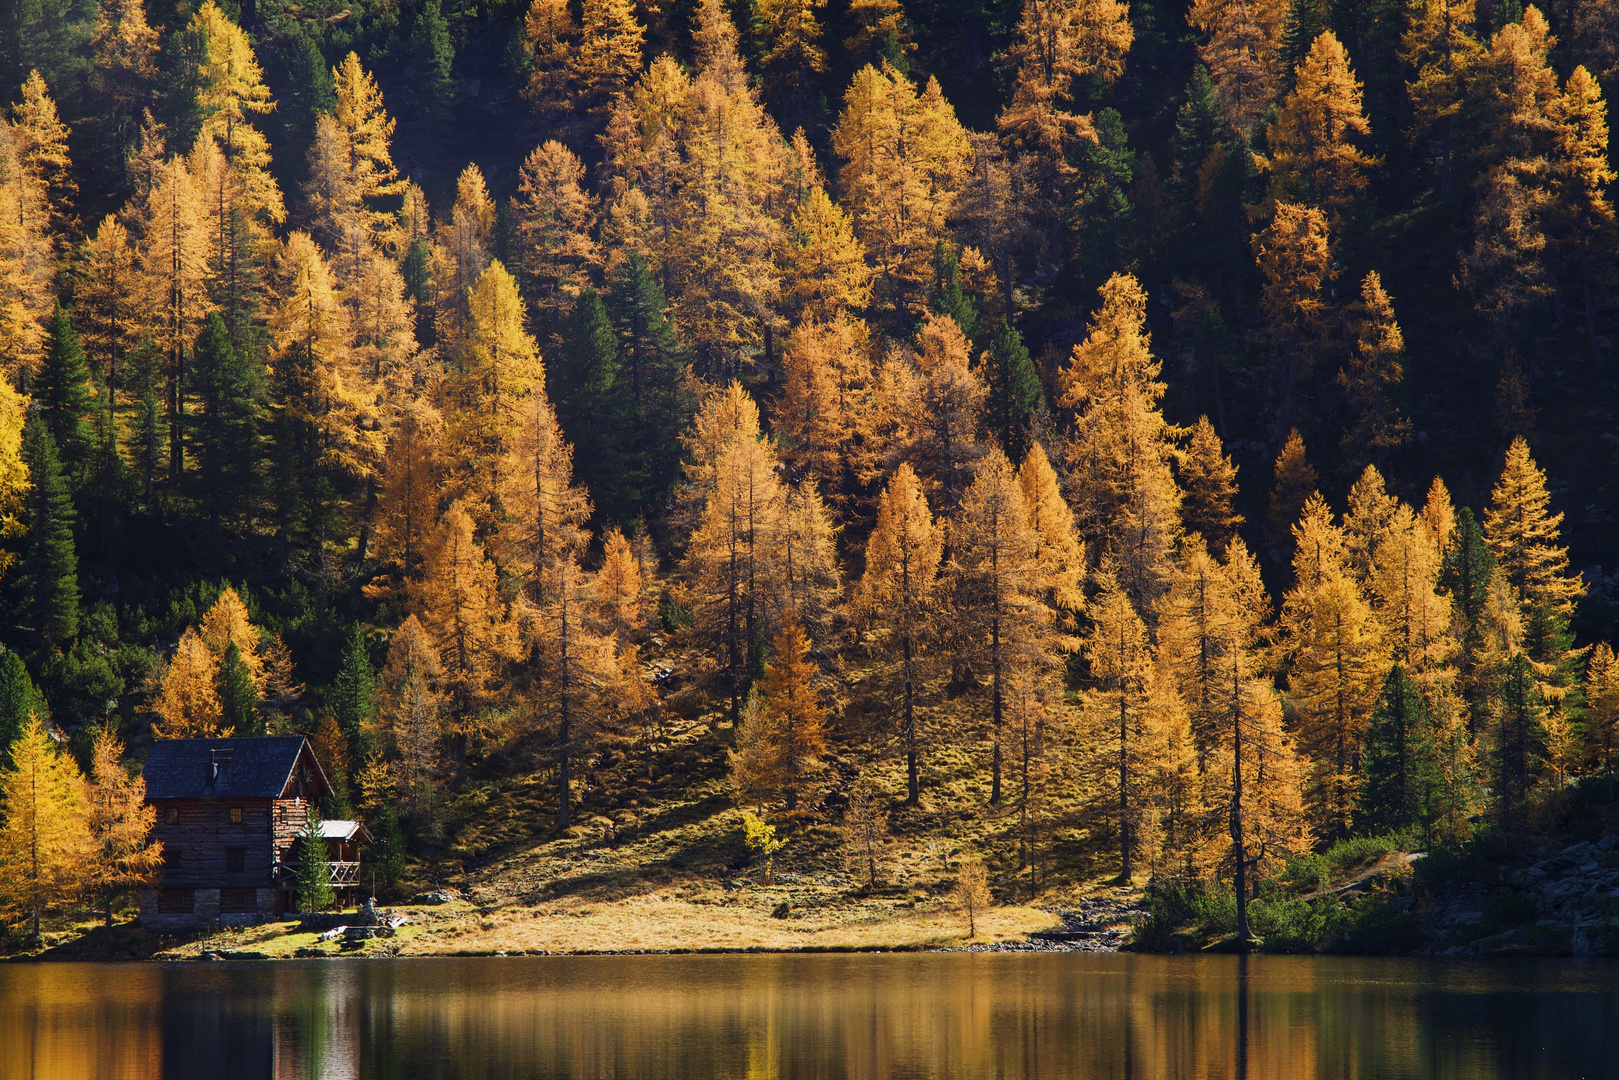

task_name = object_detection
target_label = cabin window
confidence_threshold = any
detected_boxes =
[158,889,193,914]
[219,888,257,914]
[229,807,243,824]
[165,808,178,825]
[164,846,183,867]
[225,847,246,873]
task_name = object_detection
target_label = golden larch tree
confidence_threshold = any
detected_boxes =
[1339,270,1412,462]
[1083,566,1164,881]
[1483,436,1585,622]
[853,462,943,803]
[682,385,787,724]
[368,402,442,606]
[1266,31,1375,219]
[11,72,74,234]
[594,527,646,641]
[1254,202,1335,430]
[773,314,870,504]
[1199,0,1282,135]
[1584,642,1619,788]
[498,376,592,601]
[86,728,162,934]
[151,628,223,738]
[952,448,1051,804]
[0,716,94,940]
[1178,416,1245,547]
[188,1,284,227]
[998,0,1132,193]
[364,614,446,821]
[199,585,264,686]
[754,611,829,812]
[419,500,514,722]
[433,166,496,347]
[1059,273,1182,614]
[513,140,599,326]
[832,63,971,319]
[1278,494,1387,840]
[1401,0,1481,199]
[783,186,873,322]
[444,260,548,520]
[1017,442,1086,622]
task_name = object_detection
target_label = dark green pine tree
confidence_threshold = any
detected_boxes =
[401,236,436,347]
[268,306,323,558]
[0,648,46,768]
[1169,66,1224,210]
[928,240,978,344]
[36,305,96,487]
[607,254,693,519]
[274,28,336,185]
[556,287,634,522]
[1074,108,1136,288]
[371,804,407,897]
[129,340,167,506]
[331,625,377,767]
[410,0,456,127]
[20,419,79,650]
[1438,507,1498,735]
[981,320,1043,461]
[190,310,261,536]
[217,640,260,735]
[1494,653,1545,830]
[1355,665,1440,840]
[1279,0,1330,73]
[297,809,336,913]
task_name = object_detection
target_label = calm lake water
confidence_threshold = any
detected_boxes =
[1,953,1615,1079]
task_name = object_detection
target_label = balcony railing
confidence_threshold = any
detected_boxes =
[277,860,362,886]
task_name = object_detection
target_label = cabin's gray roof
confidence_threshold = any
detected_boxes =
[143,737,331,800]
[318,819,373,843]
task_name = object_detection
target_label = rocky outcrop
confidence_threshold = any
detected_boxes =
[1421,835,1619,956]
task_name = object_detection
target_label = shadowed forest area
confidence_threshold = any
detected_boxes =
[0,0,1617,953]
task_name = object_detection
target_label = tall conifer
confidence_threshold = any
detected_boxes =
[20,419,78,649]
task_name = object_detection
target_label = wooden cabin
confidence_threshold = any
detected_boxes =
[139,736,368,929]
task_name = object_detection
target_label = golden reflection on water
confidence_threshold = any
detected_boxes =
[1,953,1615,1080]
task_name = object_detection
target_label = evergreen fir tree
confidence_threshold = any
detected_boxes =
[555,287,632,521]
[35,305,95,487]
[607,254,691,518]
[216,640,259,735]
[0,650,45,768]
[20,420,78,650]
[1170,66,1224,209]
[1355,665,1441,839]
[401,235,436,347]
[410,0,456,126]
[1280,0,1329,72]
[1495,652,1544,829]
[1438,507,1498,733]
[331,625,377,768]
[296,810,336,913]
[189,311,260,535]
[372,804,406,897]
[981,320,1042,461]
[129,343,167,506]
[928,240,978,344]
[1074,108,1136,287]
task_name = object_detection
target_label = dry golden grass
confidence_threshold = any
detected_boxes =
[137,892,1058,960]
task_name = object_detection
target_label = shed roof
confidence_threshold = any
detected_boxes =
[318,819,373,843]
[143,737,332,801]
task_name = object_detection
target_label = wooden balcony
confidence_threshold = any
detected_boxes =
[277,860,362,886]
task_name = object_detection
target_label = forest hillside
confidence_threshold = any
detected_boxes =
[0,0,1617,953]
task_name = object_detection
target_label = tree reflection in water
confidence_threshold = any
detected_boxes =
[2,953,1618,1079]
